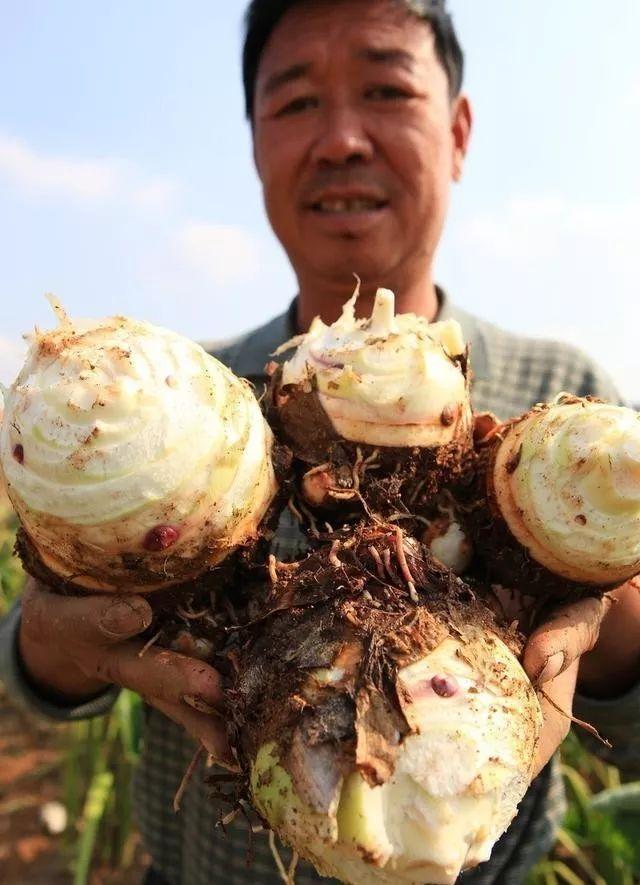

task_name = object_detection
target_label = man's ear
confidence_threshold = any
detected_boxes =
[451,94,472,183]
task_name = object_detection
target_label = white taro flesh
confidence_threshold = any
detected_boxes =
[250,629,541,885]
[0,300,277,591]
[490,396,640,586]
[278,285,472,450]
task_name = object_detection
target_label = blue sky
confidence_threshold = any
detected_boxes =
[1,1,639,400]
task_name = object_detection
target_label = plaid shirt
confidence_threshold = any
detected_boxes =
[1,291,639,885]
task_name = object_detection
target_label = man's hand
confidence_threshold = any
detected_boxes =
[521,582,640,778]
[19,578,233,767]
[473,413,640,777]
[491,587,613,778]
[522,595,611,778]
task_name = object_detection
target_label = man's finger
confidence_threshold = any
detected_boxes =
[524,595,611,685]
[531,660,579,779]
[21,579,153,646]
[151,698,236,769]
[88,642,224,710]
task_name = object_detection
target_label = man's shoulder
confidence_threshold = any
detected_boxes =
[199,308,292,379]
[200,330,248,368]
[476,314,583,368]
[470,314,621,416]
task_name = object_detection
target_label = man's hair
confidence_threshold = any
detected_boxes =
[242,0,464,120]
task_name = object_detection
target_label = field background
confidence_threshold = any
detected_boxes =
[0,491,638,885]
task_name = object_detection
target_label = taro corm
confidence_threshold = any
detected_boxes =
[0,298,279,599]
[467,394,640,600]
[269,283,474,570]
[4,291,640,885]
[227,525,542,885]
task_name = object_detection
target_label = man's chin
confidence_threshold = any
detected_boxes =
[310,255,395,287]
[300,233,400,284]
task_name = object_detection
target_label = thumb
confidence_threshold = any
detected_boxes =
[98,596,155,641]
[21,580,153,647]
[523,595,611,686]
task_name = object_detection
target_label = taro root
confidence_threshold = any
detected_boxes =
[421,497,473,575]
[467,395,640,598]
[227,526,541,885]
[0,299,280,597]
[270,285,473,522]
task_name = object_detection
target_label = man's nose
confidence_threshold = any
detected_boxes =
[310,104,374,167]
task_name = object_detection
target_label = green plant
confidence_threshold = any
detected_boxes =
[0,499,25,614]
[63,690,143,884]
[528,732,640,885]
[1,494,143,883]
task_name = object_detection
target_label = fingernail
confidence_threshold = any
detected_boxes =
[203,746,240,773]
[183,694,219,716]
[210,755,241,774]
[536,651,565,685]
[100,599,152,638]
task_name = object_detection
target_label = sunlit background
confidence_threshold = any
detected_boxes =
[1,0,639,400]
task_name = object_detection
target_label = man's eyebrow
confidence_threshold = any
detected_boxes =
[262,63,311,97]
[359,47,416,72]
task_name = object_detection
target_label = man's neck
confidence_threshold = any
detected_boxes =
[296,272,440,333]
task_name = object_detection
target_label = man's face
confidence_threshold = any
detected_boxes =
[252,0,470,290]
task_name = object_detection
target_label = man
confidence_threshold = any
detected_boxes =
[1,1,639,883]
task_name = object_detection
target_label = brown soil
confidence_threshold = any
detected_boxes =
[0,686,148,885]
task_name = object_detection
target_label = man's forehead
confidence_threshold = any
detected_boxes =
[257,0,435,80]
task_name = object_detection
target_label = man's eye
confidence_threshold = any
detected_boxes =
[274,96,318,117]
[366,85,411,101]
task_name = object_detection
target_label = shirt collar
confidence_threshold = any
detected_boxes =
[227,306,296,380]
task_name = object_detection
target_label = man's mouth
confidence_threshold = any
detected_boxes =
[310,198,388,214]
